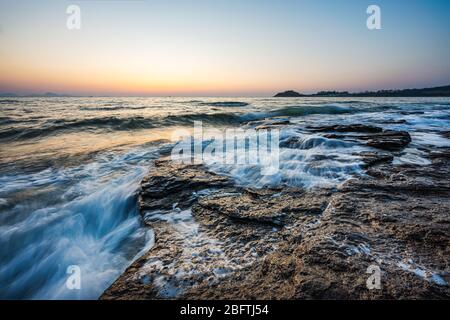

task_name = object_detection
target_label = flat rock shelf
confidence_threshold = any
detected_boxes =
[101,122,450,300]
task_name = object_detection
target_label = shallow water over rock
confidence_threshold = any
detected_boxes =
[1,97,449,299]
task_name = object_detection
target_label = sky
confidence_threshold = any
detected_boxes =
[0,0,449,96]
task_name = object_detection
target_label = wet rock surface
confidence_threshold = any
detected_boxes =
[354,152,394,169]
[138,158,232,211]
[260,121,411,152]
[316,125,412,151]
[101,123,449,300]
[183,153,450,299]
[252,118,291,130]
[308,124,383,133]
[365,130,412,151]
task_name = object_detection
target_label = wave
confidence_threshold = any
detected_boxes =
[202,133,364,189]
[280,136,353,149]
[269,104,352,117]
[0,113,245,140]
[183,100,249,107]
[0,147,156,299]
[0,116,157,140]
[0,117,15,125]
[198,101,250,107]
[0,104,396,141]
[239,104,391,124]
[0,99,20,105]
[79,106,149,111]
[0,117,40,126]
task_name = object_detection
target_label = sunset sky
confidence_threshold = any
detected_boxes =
[0,0,449,96]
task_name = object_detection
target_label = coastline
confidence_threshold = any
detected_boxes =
[101,119,450,300]
[1,96,449,299]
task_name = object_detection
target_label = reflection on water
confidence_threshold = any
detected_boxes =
[0,128,183,174]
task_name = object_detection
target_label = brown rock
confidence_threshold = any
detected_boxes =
[365,130,412,151]
[101,128,448,300]
[308,124,383,133]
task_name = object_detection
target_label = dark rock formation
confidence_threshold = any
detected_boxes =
[353,151,394,169]
[287,123,411,151]
[441,131,450,139]
[308,124,383,134]
[138,158,231,211]
[314,126,411,151]
[196,190,288,226]
[365,130,412,151]
[274,90,304,97]
[255,119,291,130]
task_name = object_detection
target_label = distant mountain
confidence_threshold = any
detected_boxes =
[274,85,450,97]
[24,92,71,97]
[0,92,71,98]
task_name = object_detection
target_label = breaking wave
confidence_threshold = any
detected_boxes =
[0,147,158,299]
[198,101,250,107]
[0,104,395,141]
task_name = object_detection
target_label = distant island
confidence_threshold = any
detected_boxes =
[273,90,304,97]
[2,85,450,98]
[0,92,71,98]
[274,85,450,97]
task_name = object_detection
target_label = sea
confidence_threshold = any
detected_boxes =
[0,97,449,299]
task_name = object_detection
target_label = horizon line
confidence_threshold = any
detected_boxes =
[1,83,450,98]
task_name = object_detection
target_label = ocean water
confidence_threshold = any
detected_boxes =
[0,97,449,299]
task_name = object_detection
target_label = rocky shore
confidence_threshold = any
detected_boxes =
[101,121,450,300]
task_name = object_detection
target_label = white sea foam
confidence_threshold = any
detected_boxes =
[0,97,449,299]
[201,129,366,189]
[0,147,159,299]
